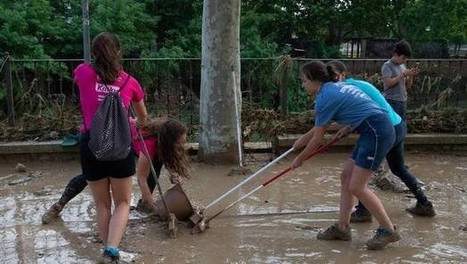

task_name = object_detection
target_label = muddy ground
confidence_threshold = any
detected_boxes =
[0,152,466,263]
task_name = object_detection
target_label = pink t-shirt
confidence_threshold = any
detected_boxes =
[73,63,144,131]
[133,136,158,160]
[129,118,158,159]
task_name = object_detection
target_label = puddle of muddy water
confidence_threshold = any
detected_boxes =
[0,152,466,263]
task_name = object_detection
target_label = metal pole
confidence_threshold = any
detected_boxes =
[279,55,291,116]
[232,71,243,167]
[82,0,91,63]
[204,147,294,210]
[206,136,343,223]
[3,53,15,126]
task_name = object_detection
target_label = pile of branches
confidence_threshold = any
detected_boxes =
[242,103,314,141]
[1,104,466,142]
[0,110,80,142]
[407,107,467,133]
[242,104,467,140]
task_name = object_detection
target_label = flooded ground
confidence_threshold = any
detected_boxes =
[0,152,466,263]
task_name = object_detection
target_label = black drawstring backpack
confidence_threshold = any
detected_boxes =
[88,75,132,161]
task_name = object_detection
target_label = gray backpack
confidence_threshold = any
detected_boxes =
[88,76,132,161]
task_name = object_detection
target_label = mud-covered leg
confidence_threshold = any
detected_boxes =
[42,174,88,224]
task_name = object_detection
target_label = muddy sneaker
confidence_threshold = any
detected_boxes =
[41,203,64,224]
[317,223,351,241]
[350,208,372,223]
[99,247,120,264]
[366,226,401,250]
[135,199,156,215]
[406,201,436,217]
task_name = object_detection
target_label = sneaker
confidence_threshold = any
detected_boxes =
[41,203,63,224]
[99,247,120,264]
[350,208,372,223]
[135,199,156,215]
[366,226,401,250]
[317,223,351,241]
[406,201,436,217]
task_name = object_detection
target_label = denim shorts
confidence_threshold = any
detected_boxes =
[351,113,395,171]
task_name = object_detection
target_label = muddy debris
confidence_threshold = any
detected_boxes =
[15,163,27,172]
[0,110,81,142]
[0,173,18,182]
[8,175,32,185]
[227,166,252,176]
[33,187,53,196]
[188,206,204,228]
[49,131,60,139]
[191,219,208,234]
[92,237,103,244]
[118,250,139,263]
[84,232,104,244]
[453,185,465,193]
[295,225,320,231]
[29,170,43,178]
[168,213,178,238]
[242,105,467,141]
[6,170,43,185]
[370,171,409,193]
[2,107,466,143]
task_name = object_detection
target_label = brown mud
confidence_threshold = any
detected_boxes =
[0,152,466,263]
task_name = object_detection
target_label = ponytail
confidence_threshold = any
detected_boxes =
[326,60,348,82]
[326,65,338,82]
[301,61,335,83]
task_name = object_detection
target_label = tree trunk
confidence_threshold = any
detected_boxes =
[198,0,241,164]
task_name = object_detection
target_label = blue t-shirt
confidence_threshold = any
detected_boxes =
[344,78,402,126]
[314,82,385,129]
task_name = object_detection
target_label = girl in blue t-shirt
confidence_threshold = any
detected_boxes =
[326,60,435,221]
[292,61,399,250]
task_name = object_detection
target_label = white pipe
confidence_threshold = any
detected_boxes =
[205,147,294,210]
[232,71,243,167]
[213,184,263,218]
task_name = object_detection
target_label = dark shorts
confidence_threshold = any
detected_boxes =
[80,132,135,182]
[351,113,395,171]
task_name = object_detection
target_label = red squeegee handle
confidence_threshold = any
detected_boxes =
[263,136,341,187]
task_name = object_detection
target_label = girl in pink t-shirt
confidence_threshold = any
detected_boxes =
[133,117,191,213]
[74,32,148,262]
[42,118,192,226]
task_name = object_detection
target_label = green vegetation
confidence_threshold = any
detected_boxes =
[1,1,465,59]
[0,1,466,140]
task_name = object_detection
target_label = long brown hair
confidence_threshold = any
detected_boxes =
[91,32,122,84]
[144,118,190,179]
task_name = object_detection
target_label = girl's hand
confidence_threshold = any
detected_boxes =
[293,136,306,150]
[170,174,182,185]
[408,67,420,76]
[136,117,148,129]
[333,125,352,140]
[293,133,311,150]
[291,156,303,169]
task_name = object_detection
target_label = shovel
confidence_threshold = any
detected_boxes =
[132,109,178,238]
